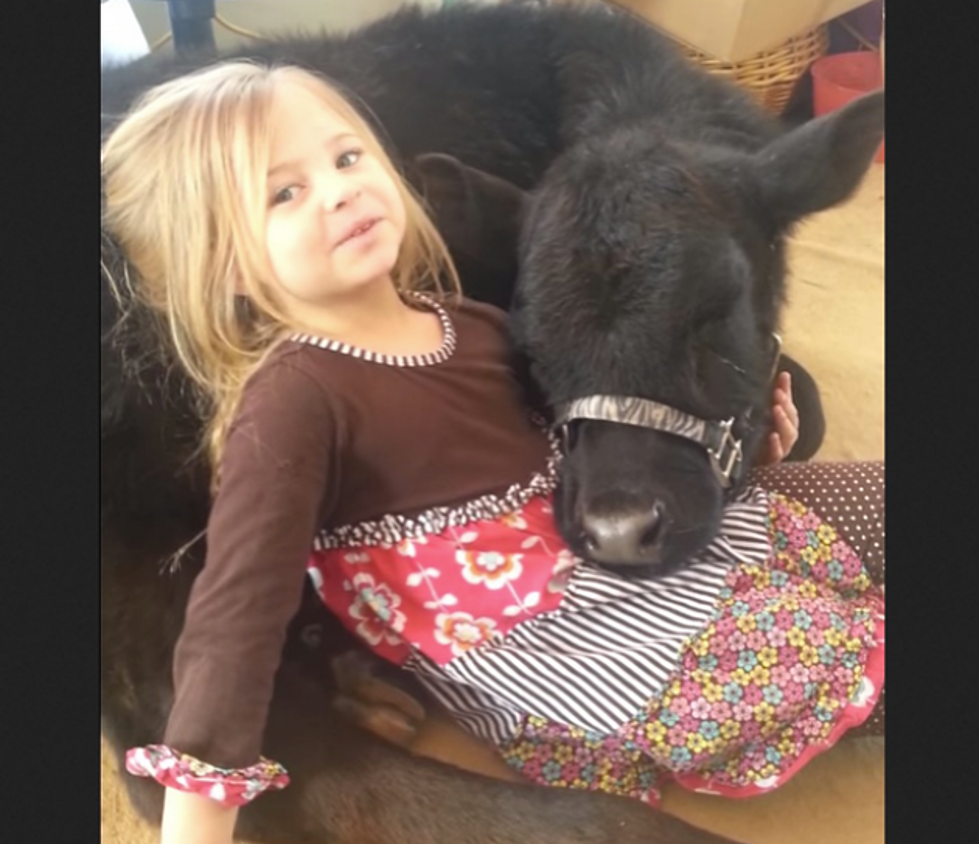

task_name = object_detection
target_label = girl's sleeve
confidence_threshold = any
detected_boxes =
[125,359,341,806]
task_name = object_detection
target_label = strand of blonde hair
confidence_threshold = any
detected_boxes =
[102,61,460,492]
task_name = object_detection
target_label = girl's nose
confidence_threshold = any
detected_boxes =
[317,173,359,212]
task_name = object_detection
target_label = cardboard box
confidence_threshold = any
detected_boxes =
[605,0,871,63]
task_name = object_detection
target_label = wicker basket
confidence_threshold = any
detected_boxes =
[678,26,830,115]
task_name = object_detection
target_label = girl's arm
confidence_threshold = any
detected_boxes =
[126,357,339,837]
[161,789,238,844]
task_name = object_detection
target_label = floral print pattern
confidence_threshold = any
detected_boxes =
[309,495,574,665]
[433,611,501,657]
[125,745,289,808]
[346,571,407,649]
[456,549,524,589]
[497,493,884,804]
[128,488,882,811]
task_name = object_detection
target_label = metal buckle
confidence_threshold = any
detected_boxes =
[769,332,783,381]
[557,421,573,454]
[707,417,743,488]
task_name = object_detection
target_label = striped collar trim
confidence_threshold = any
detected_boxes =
[288,292,456,367]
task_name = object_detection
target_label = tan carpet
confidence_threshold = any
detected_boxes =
[100,163,884,843]
[781,164,885,463]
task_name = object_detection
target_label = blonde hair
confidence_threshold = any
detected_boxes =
[102,61,460,486]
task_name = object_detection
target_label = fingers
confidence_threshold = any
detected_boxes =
[773,371,799,428]
[771,401,799,459]
[773,402,798,445]
[758,370,799,465]
[767,430,785,464]
[755,430,784,466]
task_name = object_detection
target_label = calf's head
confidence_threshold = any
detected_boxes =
[420,91,884,576]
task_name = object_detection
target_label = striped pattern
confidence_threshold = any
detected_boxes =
[555,394,713,447]
[407,486,772,743]
[289,292,457,367]
[553,395,746,488]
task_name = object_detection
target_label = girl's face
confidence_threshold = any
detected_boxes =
[261,80,407,324]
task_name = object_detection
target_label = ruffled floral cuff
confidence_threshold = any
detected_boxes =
[125,744,290,807]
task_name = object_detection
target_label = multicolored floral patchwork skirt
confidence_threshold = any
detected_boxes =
[494,492,884,805]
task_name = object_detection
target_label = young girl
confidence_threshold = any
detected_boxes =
[102,62,884,843]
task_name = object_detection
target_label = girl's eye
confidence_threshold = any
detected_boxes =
[337,149,362,169]
[271,185,299,206]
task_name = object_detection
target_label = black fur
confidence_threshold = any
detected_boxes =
[101,3,882,841]
[505,58,881,574]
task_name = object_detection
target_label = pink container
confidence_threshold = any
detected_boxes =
[811,51,885,163]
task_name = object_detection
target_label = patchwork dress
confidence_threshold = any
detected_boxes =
[309,467,883,806]
[126,295,884,808]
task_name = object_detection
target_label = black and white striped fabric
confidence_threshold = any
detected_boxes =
[406,486,772,745]
[289,292,457,368]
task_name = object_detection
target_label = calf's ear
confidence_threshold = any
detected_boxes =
[411,153,527,258]
[411,153,529,309]
[753,90,884,226]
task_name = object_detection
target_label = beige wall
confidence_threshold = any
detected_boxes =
[127,1,443,52]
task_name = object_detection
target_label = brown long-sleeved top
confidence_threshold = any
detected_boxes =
[163,296,552,768]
